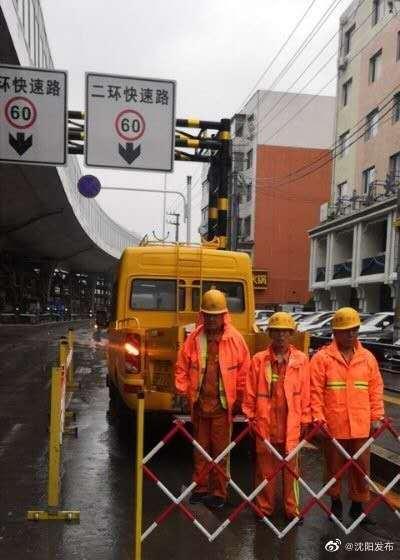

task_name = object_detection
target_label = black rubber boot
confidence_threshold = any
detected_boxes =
[349,501,376,525]
[189,492,208,505]
[349,500,363,519]
[330,498,343,520]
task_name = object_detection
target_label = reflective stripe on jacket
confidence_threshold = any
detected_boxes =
[310,340,384,439]
[175,313,250,420]
[242,345,311,452]
[196,332,227,409]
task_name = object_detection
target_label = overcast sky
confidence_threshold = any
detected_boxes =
[40,0,353,243]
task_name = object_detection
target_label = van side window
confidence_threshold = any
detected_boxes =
[131,279,185,311]
[192,281,245,313]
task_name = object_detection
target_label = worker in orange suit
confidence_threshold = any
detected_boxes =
[310,307,384,523]
[175,289,250,509]
[243,312,311,523]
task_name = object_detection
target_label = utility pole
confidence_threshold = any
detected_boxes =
[167,212,180,243]
[217,118,232,250]
[393,188,400,341]
[162,173,167,240]
[186,175,192,245]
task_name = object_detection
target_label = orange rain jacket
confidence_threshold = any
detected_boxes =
[243,345,311,453]
[175,312,250,420]
[310,340,384,439]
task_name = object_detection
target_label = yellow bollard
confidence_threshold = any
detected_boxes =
[67,329,75,388]
[26,365,80,522]
[59,337,69,368]
[48,366,62,509]
[134,392,145,560]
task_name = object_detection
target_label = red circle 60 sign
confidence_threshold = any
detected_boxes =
[115,109,145,141]
[5,96,37,129]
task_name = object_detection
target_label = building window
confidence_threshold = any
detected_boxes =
[234,114,245,137]
[246,182,252,202]
[246,149,253,170]
[336,181,348,201]
[397,31,400,61]
[393,92,400,123]
[362,166,376,193]
[342,78,352,106]
[389,152,400,181]
[344,24,355,55]
[372,0,384,26]
[238,218,243,237]
[244,216,251,238]
[365,108,379,140]
[369,49,382,83]
[338,130,350,157]
[233,151,244,172]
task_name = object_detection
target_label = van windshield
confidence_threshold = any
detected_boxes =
[130,279,184,311]
[192,281,245,313]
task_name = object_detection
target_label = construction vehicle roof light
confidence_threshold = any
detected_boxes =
[124,342,139,356]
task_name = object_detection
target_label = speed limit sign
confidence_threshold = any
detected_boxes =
[114,109,145,141]
[0,64,67,165]
[5,97,37,129]
[85,72,176,171]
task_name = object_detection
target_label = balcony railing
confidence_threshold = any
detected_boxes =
[321,174,400,222]
[333,261,352,279]
[315,267,326,282]
[361,254,385,276]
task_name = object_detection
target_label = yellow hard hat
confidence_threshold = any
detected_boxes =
[332,307,361,330]
[201,289,228,315]
[268,312,296,330]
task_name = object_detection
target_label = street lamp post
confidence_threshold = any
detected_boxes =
[77,175,191,244]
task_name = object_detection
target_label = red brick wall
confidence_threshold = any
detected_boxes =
[253,145,331,307]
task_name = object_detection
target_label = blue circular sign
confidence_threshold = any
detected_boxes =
[78,175,101,198]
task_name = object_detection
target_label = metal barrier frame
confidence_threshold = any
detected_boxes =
[133,400,400,558]
[27,332,80,522]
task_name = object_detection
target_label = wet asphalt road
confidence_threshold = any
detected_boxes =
[0,324,399,560]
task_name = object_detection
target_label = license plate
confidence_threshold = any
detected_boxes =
[152,361,172,391]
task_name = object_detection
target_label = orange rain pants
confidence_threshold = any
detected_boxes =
[255,444,299,518]
[324,438,370,502]
[192,408,230,498]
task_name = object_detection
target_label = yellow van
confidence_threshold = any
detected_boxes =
[107,243,263,416]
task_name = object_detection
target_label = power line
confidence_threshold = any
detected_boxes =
[234,0,320,114]
[255,98,398,193]
[236,10,398,192]
[248,13,399,187]
[254,82,400,186]
[255,0,374,142]
[257,8,396,146]
[236,0,346,124]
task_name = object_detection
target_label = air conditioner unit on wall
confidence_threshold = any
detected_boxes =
[320,202,329,222]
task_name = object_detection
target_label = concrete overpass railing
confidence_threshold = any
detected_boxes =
[4,0,140,259]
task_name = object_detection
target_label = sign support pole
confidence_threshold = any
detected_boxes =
[186,175,191,245]
[134,392,145,560]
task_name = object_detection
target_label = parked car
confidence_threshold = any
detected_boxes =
[357,312,394,340]
[297,311,334,332]
[291,311,316,322]
[254,309,275,324]
[311,313,371,338]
